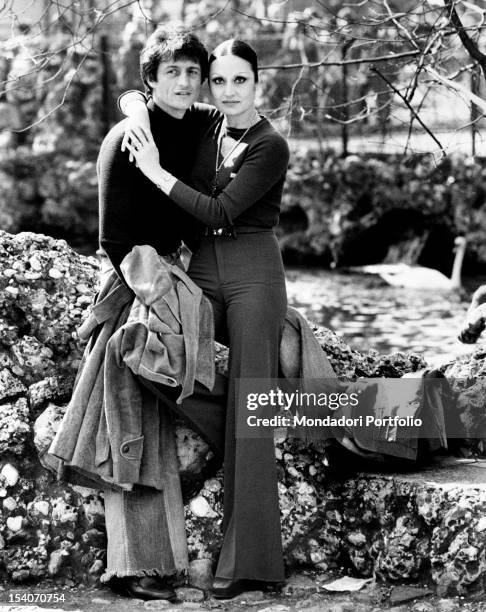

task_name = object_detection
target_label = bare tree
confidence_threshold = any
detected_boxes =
[0,0,485,157]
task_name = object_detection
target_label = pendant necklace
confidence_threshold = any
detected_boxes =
[211,110,260,197]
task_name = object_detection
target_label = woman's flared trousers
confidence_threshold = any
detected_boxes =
[103,230,287,583]
[188,230,287,582]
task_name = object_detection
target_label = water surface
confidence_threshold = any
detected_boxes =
[286,267,485,366]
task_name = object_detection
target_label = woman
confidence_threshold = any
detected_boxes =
[122,39,290,598]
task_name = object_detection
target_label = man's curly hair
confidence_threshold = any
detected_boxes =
[140,25,208,92]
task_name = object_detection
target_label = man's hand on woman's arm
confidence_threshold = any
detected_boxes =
[124,129,177,194]
[127,129,290,228]
[117,90,151,162]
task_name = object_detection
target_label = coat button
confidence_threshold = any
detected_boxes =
[121,444,130,454]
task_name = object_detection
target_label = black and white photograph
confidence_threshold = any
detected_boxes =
[1,1,486,610]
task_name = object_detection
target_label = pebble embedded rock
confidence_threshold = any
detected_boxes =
[48,549,69,575]
[0,400,30,454]
[33,403,64,454]
[48,268,63,279]
[29,255,42,271]
[175,427,212,474]
[282,574,319,596]
[188,558,213,590]
[189,496,217,519]
[6,516,23,532]
[231,590,267,604]
[82,495,104,528]
[411,602,435,612]
[347,532,367,546]
[3,497,17,511]
[89,560,104,575]
[174,587,204,602]
[51,498,78,524]
[0,230,486,595]
[436,599,460,612]
[389,586,434,605]
[32,501,50,516]
[0,369,26,401]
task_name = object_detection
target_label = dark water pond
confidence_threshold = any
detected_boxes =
[286,267,486,366]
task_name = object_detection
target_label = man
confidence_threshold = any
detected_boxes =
[97,26,226,601]
[99,26,211,281]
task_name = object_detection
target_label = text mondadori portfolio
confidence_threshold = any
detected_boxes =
[244,390,423,428]
[247,415,423,427]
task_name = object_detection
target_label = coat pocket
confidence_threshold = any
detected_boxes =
[119,435,144,461]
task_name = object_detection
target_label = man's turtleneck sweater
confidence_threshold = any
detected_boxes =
[97,99,217,281]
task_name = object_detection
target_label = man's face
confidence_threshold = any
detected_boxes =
[148,58,202,117]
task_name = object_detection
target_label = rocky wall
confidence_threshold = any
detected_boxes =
[279,150,486,273]
[0,230,485,594]
[4,148,486,271]
[286,467,486,596]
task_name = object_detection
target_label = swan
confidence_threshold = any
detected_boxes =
[355,237,466,290]
[353,262,411,275]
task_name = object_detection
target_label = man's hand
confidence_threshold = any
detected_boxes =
[121,111,152,163]
[124,129,162,184]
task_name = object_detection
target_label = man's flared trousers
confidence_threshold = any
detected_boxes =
[103,231,287,583]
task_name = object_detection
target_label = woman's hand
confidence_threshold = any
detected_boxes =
[124,130,162,184]
[121,109,152,163]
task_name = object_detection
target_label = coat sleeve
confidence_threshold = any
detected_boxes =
[97,126,136,286]
[117,90,147,114]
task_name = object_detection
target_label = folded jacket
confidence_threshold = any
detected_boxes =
[119,245,215,402]
[46,246,215,491]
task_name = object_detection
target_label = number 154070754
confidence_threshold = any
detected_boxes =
[8,591,66,603]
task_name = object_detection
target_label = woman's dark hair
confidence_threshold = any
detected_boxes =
[209,39,259,82]
[140,25,209,91]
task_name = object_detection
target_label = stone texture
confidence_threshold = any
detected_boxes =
[188,558,213,590]
[436,599,460,612]
[0,399,30,454]
[390,586,433,605]
[411,604,435,612]
[189,496,218,519]
[283,574,320,596]
[33,402,65,455]
[48,549,69,576]
[0,230,486,595]
[174,587,204,602]
[28,377,73,411]
[176,426,213,474]
[143,602,171,610]
[0,368,26,401]
[1,464,19,487]
[231,590,267,604]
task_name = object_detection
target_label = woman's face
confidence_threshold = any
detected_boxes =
[209,54,256,121]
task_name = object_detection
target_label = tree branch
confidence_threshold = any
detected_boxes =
[5,49,91,134]
[371,65,446,158]
[286,35,309,138]
[324,99,393,126]
[383,0,420,52]
[425,65,486,114]
[444,0,486,80]
[260,49,421,71]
